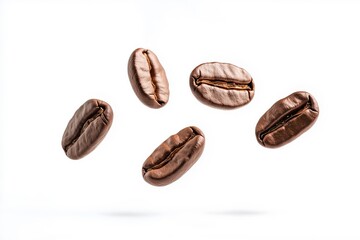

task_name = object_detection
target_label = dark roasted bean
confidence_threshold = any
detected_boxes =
[142,126,205,186]
[128,48,169,108]
[189,62,254,109]
[61,99,113,159]
[255,91,319,148]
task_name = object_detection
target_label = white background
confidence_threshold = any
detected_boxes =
[1,0,360,239]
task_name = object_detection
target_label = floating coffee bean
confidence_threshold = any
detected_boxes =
[142,126,205,186]
[189,62,254,109]
[61,99,113,159]
[255,91,319,148]
[128,48,169,108]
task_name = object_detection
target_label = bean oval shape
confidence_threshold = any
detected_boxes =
[189,62,254,109]
[142,126,205,186]
[61,99,113,159]
[128,48,169,108]
[255,91,319,148]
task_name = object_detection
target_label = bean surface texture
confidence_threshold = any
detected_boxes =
[255,91,319,148]
[61,99,113,159]
[142,126,205,186]
[128,48,169,108]
[189,62,254,109]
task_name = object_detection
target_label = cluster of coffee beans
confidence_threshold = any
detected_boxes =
[61,48,320,187]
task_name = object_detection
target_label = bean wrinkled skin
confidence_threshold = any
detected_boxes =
[142,126,205,186]
[128,48,169,108]
[255,91,319,148]
[190,62,254,109]
[62,99,113,159]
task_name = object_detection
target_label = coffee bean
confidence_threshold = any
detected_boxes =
[255,91,319,148]
[61,99,113,159]
[142,126,205,186]
[128,48,169,108]
[189,62,254,109]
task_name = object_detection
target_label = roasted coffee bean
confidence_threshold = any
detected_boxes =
[255,91,319,148]
[128,48,169,108]
[61,99,113,160]
[142,126,205,186]
[189,62,254,109]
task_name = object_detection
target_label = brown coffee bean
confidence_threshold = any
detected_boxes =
[128,48,169,108]
[255,91,319,148]
[142,126,205,186]
[189,62,254,109]
[61,99,113,159]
